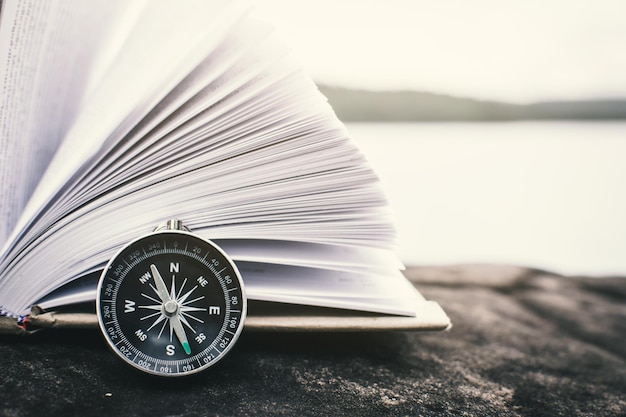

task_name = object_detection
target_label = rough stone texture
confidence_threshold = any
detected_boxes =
[1,264,625,416]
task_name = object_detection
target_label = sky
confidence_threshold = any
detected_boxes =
[252,0,626,103]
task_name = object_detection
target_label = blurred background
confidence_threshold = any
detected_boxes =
[253,0,626,276]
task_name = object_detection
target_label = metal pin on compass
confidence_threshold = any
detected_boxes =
[96,220,246,376]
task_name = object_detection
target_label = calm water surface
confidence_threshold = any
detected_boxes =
[347,121,626,276]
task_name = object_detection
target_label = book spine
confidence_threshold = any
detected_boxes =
[0,306,29,334]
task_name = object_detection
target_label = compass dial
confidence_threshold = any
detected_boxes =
[96,226,246,376]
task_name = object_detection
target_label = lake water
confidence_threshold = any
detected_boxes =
[346,121,626,276]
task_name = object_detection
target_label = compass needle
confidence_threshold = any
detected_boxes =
[151,264,171,303]
[148,283,160,299]
[178,313,197,331]
[171,314,192,355]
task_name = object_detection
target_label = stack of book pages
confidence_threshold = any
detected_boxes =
[0,0,449,333]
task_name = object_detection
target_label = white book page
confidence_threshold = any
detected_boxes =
[36,22,294,226]
[1,71,390,284]
[3,0,248,255]
[242,263,421,316]
[0,0,126,245]
[216,240,403,272]
[33,262,420,317]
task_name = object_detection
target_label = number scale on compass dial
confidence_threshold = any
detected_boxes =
[97,231,246,376]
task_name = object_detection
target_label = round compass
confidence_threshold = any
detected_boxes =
[96,220,246,376]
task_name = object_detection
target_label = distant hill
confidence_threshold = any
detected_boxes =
[318,85,626,122]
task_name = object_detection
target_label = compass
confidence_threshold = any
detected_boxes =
[96,219,246,376]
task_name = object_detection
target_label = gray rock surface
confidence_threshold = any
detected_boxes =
[1,264,624,416]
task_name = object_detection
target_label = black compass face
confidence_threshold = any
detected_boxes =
[96,230,246,376]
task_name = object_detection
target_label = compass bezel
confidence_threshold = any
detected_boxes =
[96,228,246,377]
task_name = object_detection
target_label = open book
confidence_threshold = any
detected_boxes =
[0,0,449,334]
